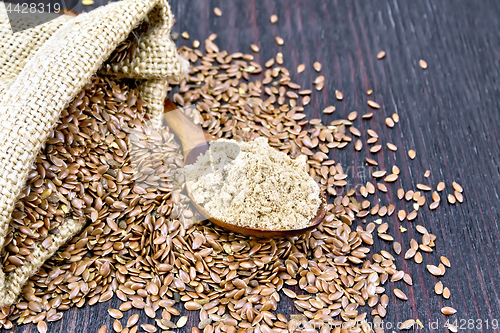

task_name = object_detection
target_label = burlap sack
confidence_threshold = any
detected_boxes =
[0,0,188,306]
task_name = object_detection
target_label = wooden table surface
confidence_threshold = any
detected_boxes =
[5,0,500,332]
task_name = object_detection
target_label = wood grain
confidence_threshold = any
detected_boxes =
[3,0,500,332]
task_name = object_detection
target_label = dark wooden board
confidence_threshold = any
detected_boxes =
[4,0,500,332]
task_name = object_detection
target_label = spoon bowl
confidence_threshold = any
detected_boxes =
[164,98,327,238]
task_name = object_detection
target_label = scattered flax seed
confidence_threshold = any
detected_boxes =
[398,210,406,221]
[270,14,278,23]
[443,287,451,299]
[214,7,222,16]
[367,182,376,194]
[350,127,361,136]
[424,170,431,177]
[407,210,417,221]
[367,100,380,109]
[250,44,260,52]
[181,31,189,39]
[141,324,157,333]
[177,316,188,328]
[385,117,395,127]
[417,184,432,191]
[335,90,343,100]
[386,143,397,151]
[314,75,325,84]
[437,182,446,191]
[430,201,439,210]
[441,256,451,267]
[323,106,336,114]
[127,315,139,327]
[372,170,387,178]
[377,51,386,59]
[392,165,400,175]
[367,89,373,95]
[0,27,466,333]
[393,242,402,255]
[435,281,444,295]
[420,244,432,253]
[389,270,404,282]
[367,129,378,137]
[379,233,394,241]
[378,223,389,233]
[113,320,122,333]
[37,321,48,333]
[119,303,132,312]
[184,301,201,311]
[414,252,423,263]
[384,174,398,182]
[452,181,463,192]
[419,59,428,69]
[400,319,416,330]
[441,307,457,315]
[265,58,275,67]
[427,265,442,276]
[98,326,107,333]
[313,62,322,72]
[276,52,283,64]
[405,248,416,260]
[408,150,416,159]
[348,111,358,121]
[198,319,211,330]
[355,140,363,151]
[275,36,284,45]
[192,39,200,48]
[416,225,428,234]
[108,309,123,319]
[455,191,464,202]
[370,145,382,153]
[394,289,408,300]
[398,188,405,199]
[297,64,305,73]
[448,194,456,204]
[447,324,458,332]
[403,273,413,285]
[145,306,155,318]
[392,113,400,122]
[390,203,396,215]
[283,288,297,298]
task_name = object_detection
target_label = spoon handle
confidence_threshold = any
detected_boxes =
[164,99,213,160]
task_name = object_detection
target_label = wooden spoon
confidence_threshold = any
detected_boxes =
[164,98,327,238]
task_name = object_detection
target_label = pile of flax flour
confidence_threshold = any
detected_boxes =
[184,137,321,230]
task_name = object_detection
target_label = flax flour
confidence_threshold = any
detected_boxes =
[184,137,321,230]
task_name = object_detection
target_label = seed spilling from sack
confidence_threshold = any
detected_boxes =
[0,7,467,333]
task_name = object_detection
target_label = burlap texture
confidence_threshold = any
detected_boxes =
[0,0,187,306]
